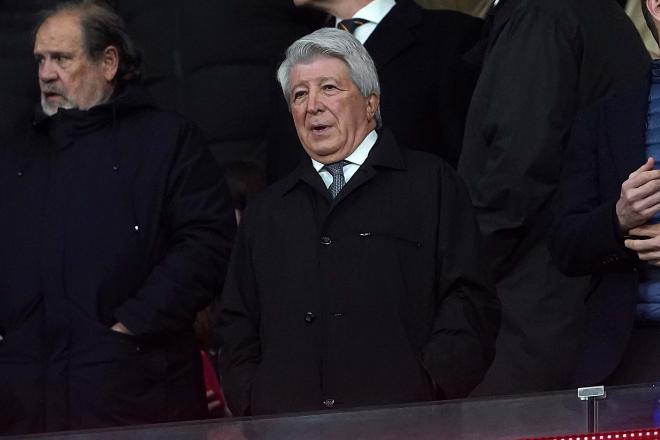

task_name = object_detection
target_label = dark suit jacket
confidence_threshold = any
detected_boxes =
[550,80,649,386]
[267,0,482,180]
[366,0,481,167]
[457,0,649,395]
[218,129,500,416]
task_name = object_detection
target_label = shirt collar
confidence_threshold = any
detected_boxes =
[334,0,395,25]
[311,130,378,171]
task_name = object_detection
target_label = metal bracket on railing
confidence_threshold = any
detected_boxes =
[578,386,607,433]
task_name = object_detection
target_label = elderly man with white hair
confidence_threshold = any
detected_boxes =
[218,28,500,416]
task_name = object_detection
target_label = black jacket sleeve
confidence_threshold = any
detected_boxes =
[549,107,634,277]
[458,5,579,280]
[115,120,237,337]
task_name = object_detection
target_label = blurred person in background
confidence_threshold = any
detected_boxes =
[550,0,660,388]
[458,0,650,396]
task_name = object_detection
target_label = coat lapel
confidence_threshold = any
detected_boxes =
[282,131,406,208]
[332,129,405,206]
[282,159,332,202]
[363,0,419,71]
[605,82,649,182]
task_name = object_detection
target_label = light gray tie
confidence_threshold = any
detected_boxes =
[323,160,349,198]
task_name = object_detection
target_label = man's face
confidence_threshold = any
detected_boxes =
[34,12,114,116]
[289,56,379,164]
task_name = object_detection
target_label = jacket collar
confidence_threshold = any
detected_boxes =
[280,128,406,200]
[32,84,154,131]
[362,0,420,71]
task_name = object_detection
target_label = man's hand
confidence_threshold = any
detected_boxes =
[616,158,660,232]
[111,322,133,335]
[625,223,660,266]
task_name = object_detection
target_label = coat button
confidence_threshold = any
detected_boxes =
[305,312,316,323]
[323,398,335,408]
[320,236,332,245]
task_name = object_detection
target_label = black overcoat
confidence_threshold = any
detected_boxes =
[0,87,236,434]
[218,130,500,416]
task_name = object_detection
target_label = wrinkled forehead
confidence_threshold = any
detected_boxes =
[34,12,84,53]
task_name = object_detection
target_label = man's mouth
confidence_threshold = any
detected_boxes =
[311,124,331,134]
[44,92,62,100]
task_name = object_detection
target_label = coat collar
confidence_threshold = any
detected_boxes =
[280,128,406,200]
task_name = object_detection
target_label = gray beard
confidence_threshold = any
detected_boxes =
[40,94,76,116]
[39,87,112,116]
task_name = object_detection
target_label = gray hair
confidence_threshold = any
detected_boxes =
[34,0,142,86]
[277,28,381,127]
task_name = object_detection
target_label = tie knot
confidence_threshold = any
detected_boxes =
[337,18,367,34]
[323,160,349,177]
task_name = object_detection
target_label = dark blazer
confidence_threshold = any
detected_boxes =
[549,81,649,386]
[457,0,649,395]
[366,0,481,167]
[267,0,482,179]
[218,130,500,416]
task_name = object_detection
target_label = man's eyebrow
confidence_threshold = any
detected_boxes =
[34,50,73,57]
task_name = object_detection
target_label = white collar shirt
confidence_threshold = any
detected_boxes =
[311,130,378,189]
[334,0,395,44]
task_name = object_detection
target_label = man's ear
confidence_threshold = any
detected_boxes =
[366,93,380,122]
[101,45,119,82]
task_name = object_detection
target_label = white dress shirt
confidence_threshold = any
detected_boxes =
[311,130,378,189]
[334,0,395,44]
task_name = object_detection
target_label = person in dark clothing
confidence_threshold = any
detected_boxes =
[218,28,500,417]
[268,0,482,180]
[550,0,660,387]
[0,1,236,434]
[115,0,324,169]
[457,0,650,396]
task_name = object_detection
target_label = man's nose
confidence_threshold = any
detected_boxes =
[39,60,58,82]
[306,90,324,113]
